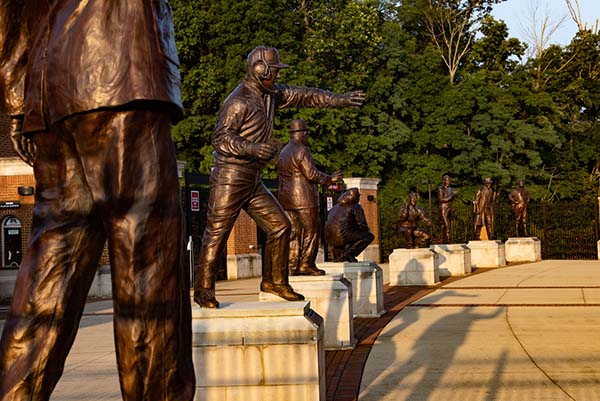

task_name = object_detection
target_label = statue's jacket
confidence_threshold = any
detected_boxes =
[0,0,183,132]
[212,80,346,170]
[277,140,330,211]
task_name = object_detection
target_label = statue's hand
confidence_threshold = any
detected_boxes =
[340,90,365,108]
[331,171,344,183]
[9,117,35,166]
[247,142,277,160]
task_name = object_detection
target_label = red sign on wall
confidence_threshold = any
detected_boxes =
[190,190,200,212]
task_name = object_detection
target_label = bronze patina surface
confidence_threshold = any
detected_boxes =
[399,191,435,248]
[324,188,374,262]
[438,175,457,244]
[277,119,343,276]
[0,2,194,400]
[508,179,530,237]
[473,177,495,240]
[193,46,365,308]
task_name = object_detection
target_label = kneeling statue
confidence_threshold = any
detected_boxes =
[325,188,374,262]
[398,191,435,248]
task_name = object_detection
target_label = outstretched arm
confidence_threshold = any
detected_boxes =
[298,147,336,184]
[277,84,365,109]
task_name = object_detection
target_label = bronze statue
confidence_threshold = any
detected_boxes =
[194,46,365,308]
[398,191,435,248]
[324,188,374,262]
[508,179,530,237]
[0,2,194,401]
[277,119,343,276]
[438,174,457,243]
[473,177,495,240]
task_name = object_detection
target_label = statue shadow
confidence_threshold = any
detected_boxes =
[359,290,503,401]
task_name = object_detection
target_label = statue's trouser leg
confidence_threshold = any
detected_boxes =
[294,208,319,270]
[245,184,291,285]
[0,110,195,401]
[399,227,413,248]
[474,225,482,240]
[195,165,255,290]
[344,231,375,258]
[414,228,432,247]
[285,210,301,273]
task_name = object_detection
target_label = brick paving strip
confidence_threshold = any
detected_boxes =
[325,269,495,401]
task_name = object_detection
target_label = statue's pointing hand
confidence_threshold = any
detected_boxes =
[341,90,366,108]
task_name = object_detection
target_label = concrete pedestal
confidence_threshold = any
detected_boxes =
[505,237,542,262]
[260,274,355,350]
[192,301,325,401]
[317,262,385,318]
[467,240,506,268]
[226,253,262,279]
[388,248,440,286]
[430,244,472,277]
[357,244,380,264]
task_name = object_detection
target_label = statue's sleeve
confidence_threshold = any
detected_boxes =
[355,205,369,231]
[0,5,28,117]
[298,147,331,184]
[276,84,346,109]
[212,98,256,158]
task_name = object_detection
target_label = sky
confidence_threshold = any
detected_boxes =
[492,0,600,47]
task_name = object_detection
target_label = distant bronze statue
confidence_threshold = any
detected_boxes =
[438,174,457,243]
[194,46,365,308]
[0,2,194,400]
[398,191,435,248]
[473,177,495,240]
[508,179,530,237]
[277,119,343,276]
[324,188,374,262]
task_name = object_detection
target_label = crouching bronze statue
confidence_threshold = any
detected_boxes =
[324,188,374,262]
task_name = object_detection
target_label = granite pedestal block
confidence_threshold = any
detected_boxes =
[430,244,472,277]
[317,262,385,318]
[260,274,356,350]
[505,237,542,262]
[192,301,325,401]
[467,240,506,268]
[388,248,440,286]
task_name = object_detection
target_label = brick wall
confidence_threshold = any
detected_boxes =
[358,188,380,245]
[0,114,14,158]
[227,210,258,255]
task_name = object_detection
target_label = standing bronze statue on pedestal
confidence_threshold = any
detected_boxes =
[508,179,530,237]
[398,191,435,248]
[277,119,343,276]
[325,188,374,262]
[194,46,365,308]
[473,177,495,240]
[0,2,195,400]
[438,175,457,243]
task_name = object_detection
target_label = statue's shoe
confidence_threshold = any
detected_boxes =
[260,281,305,301]
[194,288,220,308]
[297,266,326,276]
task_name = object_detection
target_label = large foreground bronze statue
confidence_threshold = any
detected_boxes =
[194,46,365,308]
[325,188,374,262]
[473,177,495,240]
[398,191,435,248]
[508,179,530,237]
[277,119,343,276]
[0,2,194,400]
[438,175,457,243]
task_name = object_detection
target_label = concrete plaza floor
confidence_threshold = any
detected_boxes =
[1,260,599,400]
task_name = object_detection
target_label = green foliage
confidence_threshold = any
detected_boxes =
[171,0,600,206]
